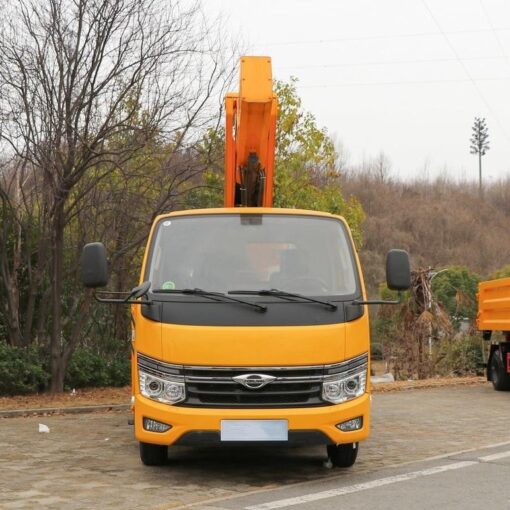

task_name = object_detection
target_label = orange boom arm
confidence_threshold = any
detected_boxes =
[224,56,278,207]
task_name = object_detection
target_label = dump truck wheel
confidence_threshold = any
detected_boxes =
[489,352,510,391]
[139,442,167,466]
[327,442,358,468]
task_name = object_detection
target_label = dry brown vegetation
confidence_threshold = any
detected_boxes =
[341,170,510,293]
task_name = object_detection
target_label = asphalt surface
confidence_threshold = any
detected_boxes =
[212,445,510,510]
[1,384,509,509]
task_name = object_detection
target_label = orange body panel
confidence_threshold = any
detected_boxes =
[224,57,277,207]
[134,394,370,447]
[477,277,510,331]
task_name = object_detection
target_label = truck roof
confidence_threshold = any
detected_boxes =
[153,207,347,224]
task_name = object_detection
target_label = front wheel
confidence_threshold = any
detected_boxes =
[489,352,510,391]
[327,442,358,468]
[139,442,167,466]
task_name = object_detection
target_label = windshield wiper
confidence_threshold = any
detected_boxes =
[151,288,267,312]
[228,289,337,311]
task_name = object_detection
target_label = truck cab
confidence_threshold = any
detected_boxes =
[135,208,369,463]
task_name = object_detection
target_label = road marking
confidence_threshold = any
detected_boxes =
[395,439,510,466]
[479,450,510,462]
[166,442,510,510]
[245,461,477,510]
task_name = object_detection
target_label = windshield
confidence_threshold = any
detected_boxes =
[146,214,359,297]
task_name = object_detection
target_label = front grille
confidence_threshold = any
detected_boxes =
[137,352,368,409]
[180,366,325,408]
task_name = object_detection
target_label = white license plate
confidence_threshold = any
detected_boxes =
[220,420,288,441]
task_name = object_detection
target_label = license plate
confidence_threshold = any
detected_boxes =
[220,420,288,441]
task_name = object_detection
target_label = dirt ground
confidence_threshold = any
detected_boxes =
[0,376,486,411]
[0,386,132,411]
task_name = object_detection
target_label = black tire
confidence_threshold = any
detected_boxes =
[139,442,167,466]
[489,352,510,391]
[327,442,359,468]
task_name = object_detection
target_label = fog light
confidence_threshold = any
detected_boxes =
[143,417,172,433]
[336,416,363,432]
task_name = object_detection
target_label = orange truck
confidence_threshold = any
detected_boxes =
[477,278,510,390]
[80,56,411,467]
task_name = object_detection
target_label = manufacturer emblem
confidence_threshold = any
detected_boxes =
[232,373,276,389]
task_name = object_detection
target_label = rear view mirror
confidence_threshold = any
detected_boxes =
[81,242,108,288]
[386,249,411,291]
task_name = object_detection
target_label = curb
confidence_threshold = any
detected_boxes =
[0,403,130,418]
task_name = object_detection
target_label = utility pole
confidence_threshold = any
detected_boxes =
[470,117,490,199]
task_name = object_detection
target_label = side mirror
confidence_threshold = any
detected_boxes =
[81,242,108,288]
[386,249,411,291]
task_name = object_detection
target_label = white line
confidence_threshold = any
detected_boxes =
[479,450,510,462]
[167,441,510,510]
[395,439,510,466]
[245,461,476,510]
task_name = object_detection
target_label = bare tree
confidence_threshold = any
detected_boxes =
[0,0,234,391]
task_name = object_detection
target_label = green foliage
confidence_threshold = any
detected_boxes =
[436,335,484,376]
[0,344,49,395]
[378,283,410,302]
[64,346,130,389]
[185,170,224,209]
[0,340,130,395]
[431,266,480,324]
[275,78,336,169]
[374,284,410,343]
[489,264,510,280]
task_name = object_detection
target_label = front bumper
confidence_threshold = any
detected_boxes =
[134,393,370,446]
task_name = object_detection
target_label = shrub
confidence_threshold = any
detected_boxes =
[64,347,110,388]
[64,346,131,389]
[0,341,130,395]
[106,356,131,387]
[0,343,49,395]
[436,335,484,376]
[431,267,480,326]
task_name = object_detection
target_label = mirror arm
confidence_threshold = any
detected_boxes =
[353,291,402,306]
[93,291,153,306]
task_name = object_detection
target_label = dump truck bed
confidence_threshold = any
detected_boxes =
[477,277,510,332]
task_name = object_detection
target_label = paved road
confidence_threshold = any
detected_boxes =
[1,384,508,509]
[214,445,510,510]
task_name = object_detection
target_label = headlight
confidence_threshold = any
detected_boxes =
[322,368,367,404]
[139,370,186,405]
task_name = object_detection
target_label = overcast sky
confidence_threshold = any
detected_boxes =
[203,0,510,182]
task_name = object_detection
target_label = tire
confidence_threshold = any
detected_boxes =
[139,442,167,466]
[489,352,510,391]
[327,442,359,468]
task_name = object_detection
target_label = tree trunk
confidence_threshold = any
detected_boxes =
[479,152,483,200]
[3,281,23,347]
[0,205,24,347]
[49,200,65,393]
